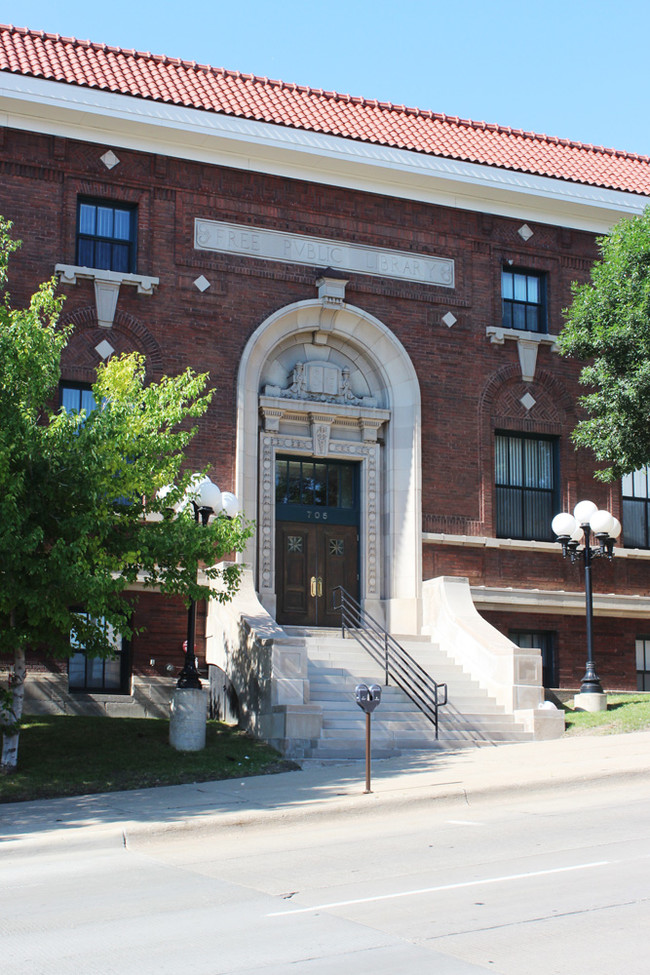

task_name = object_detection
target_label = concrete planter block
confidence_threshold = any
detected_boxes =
[169,687,208,751]
[573,692,608,713]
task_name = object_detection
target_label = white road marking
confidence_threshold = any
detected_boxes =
[268,860,612,916]
[446,820,483,826]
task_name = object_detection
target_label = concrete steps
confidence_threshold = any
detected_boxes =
[284,626,533,759]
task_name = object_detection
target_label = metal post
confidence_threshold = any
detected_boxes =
[176,502,207,689]
[364,711,372,794]
[384,632,389,687]
[581,531,604,694]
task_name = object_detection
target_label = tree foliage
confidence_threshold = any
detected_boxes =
[0,218,252,767]
[559,206,650,481]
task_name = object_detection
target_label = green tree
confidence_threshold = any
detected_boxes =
[559,206,650,481]
[0,219,251,771]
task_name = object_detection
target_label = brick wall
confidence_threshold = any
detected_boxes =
[0,125,643,690]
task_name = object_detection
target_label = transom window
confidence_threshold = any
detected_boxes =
[501,268,547,333]
[622,467,650,549]
[495,433,557,541]
[275,457,359,524]
[635,638,650,691]
[76,198,137,273]
[510,630,558,688]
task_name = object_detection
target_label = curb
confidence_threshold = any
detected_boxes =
[4,759,648,856]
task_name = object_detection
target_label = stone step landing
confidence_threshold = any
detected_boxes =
[284,626,533,760]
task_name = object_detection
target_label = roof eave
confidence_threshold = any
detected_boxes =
[1,72,646,233]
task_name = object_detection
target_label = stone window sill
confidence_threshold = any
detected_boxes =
[486,326,559,382]
[55,264,159,328]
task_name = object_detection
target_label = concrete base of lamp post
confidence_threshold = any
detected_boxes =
[573,691,608,713]
[169,687,208,751]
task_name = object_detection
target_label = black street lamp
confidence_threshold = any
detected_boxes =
[175,476,239,690]
[551,500,621,700]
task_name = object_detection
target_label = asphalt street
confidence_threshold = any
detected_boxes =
[2,732,650,973]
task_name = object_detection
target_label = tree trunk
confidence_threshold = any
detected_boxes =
[1,644,26,772]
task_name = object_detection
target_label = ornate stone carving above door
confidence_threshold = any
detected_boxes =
[264,360,376,407]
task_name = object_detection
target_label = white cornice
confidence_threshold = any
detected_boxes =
[470,585,650,618]
[1,73,646,233]
[423,532,650,561]
[423,533,559,553]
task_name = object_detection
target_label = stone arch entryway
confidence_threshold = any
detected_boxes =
[235,281,422,633]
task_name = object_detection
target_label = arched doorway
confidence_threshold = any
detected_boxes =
[235,284,422,633]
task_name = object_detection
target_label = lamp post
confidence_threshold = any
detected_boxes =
[176,476,240,689]
[168,475,239,752]
[551,500,621,708]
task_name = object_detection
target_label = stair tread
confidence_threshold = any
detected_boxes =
[287,630,536,758]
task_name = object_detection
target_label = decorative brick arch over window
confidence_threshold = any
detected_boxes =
[236,298,422,633]
[59,306,164,384]
[477,364,575,538]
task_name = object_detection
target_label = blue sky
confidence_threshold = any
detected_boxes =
[4,0,650,157]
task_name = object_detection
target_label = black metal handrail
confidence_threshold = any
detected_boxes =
[332,586,448,739]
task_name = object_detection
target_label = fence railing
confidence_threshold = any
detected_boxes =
[332,586,448,739]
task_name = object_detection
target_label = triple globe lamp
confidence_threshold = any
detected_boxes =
[551,500,621,697]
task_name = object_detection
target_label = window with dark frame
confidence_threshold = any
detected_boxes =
[495,432,557,541]
[76,198,137,273]
[60,382,97,416]
[622,467,650,549]
[275,456,358,522]
[635,637,650,691]
[509,630,558,688]
[68,615,131,694]
[501,268,547,333]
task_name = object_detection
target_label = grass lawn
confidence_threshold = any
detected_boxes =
[4,694,650,804]
[0,714,296,804]
[563,692,650,736]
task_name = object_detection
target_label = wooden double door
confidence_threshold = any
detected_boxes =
[276,521,359,627]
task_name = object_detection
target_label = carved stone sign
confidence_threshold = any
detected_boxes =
[194,219,454,288]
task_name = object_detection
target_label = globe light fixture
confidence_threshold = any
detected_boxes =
[551,500,619,702]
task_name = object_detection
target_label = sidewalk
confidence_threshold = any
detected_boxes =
[2,731,649,854]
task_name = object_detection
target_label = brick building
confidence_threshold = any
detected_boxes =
[1,26,650,747]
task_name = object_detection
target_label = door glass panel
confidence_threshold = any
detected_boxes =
[313,463,327,505]
[287,461,301,503]
[275,459,288,503]
[329,538,344,556]
[302,461,314,505]
[339,466,354,508]
[287,535,303,552]
[328,465,339,506]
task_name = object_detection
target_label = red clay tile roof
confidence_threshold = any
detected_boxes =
[2,24,649,197]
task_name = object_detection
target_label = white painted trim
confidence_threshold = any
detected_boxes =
[423,531,650,561]
[1,74,646,232]
[55,263,159,328]
[470,584,650,618]
[55,264,159,294]
[486,326,559,350]
[423,532,558,553]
